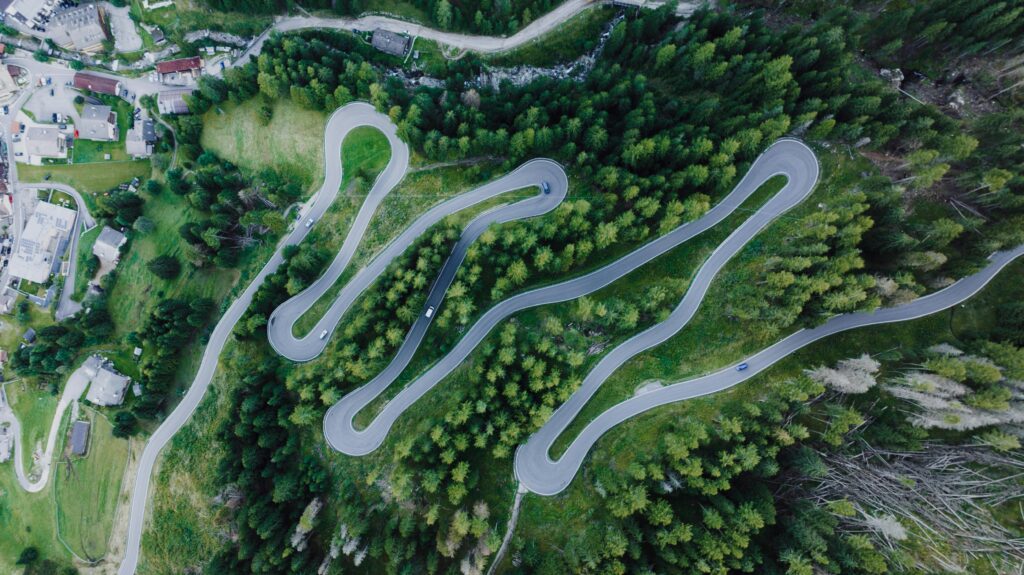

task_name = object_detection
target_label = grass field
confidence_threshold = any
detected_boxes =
[129,0,270,38]
[0,384,65,568]
[201,99,327,192]
[137,344,258,574]
[18,162,152,198]
[73,227,100,300]
[105,189,238,335]
[54,409,130,561]
[290,125,390,335]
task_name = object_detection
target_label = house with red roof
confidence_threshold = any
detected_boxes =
[155,56,203,85]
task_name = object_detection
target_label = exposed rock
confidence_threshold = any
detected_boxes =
[880,68,904,89]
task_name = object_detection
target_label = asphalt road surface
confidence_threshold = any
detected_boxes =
[116,102,399,575]
[323,139,820,455]
[268,158,567,361]
[237,0,595,64]
[113,99,1024,573]
[514,243,1024,494]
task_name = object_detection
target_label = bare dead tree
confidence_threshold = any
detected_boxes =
[810,440,1024,574]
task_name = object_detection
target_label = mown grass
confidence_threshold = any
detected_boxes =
[6,381,58,483]
[200,98,327,192]
[0,296,54,353]
[0,403,64,571]
[486,6,615,67]
[54,408,130,561]
[18,162,152,197]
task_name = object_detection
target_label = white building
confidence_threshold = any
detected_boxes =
[82,355,131,407]
[23,126,67,164]
[78,104,118,142]
[8,201,76,284]
[92,226,127,262]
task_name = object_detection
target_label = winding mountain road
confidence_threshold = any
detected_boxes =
[113,100,1024,574]
[515,243,1024,494]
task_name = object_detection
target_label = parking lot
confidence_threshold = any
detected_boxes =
[21,77,79,126]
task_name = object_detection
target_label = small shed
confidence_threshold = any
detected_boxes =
[70,420,90,456]
[22,328,36,343]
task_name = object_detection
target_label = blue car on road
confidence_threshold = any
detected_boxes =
[736,363,749,371]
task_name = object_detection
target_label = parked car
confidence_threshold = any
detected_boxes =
[51,113,57,123]
[2,105,8,115]
[49,89,54,96]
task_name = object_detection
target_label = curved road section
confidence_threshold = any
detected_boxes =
[323,139,819,455]
[515,243,1024,494]
[268,159,567,361]
[117,102,402,575]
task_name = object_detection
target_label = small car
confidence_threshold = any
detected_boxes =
[319,329,328,340]
[425,306,435,318]
[49,89,54,96]
[305,218,314,228]
[736,363,749,371]
[2,105,8,115]
[51,113,57,122]
[541,181,550,194]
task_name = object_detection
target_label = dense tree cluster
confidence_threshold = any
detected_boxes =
[208,355,328,574]
[131,298,215,418]
[168,153,301,268]
[11,309,114,377]
[187,3,1024,574]
[727,187,878,339]
[510,376,890,574]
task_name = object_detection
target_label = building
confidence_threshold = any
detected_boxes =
[74,72,122,97]
[77,104,118,142]
[4,0,50,29]
[22,328,35,343]
[150,28,166,44]
[92,226,127,262]
[23,127,67,164]
[371,30,410,57]
[8,201,76,284]
[83,355,131,407]
[155,56,202,84]
[52,4,108,53]
[0,65,19,103]
[157,88,192,115]
[125,119,156,157]
[70,420,90,456]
